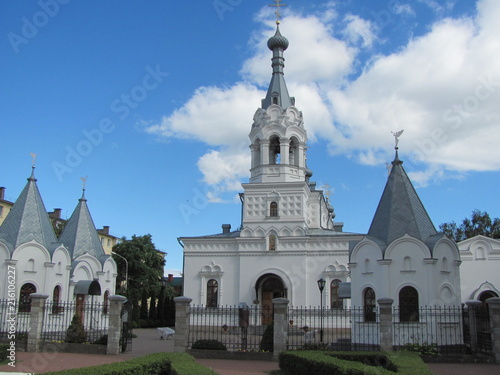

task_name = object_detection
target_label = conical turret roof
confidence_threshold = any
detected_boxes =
[0,167,58,253]
[368,151,437,245]
[58,189,107,261]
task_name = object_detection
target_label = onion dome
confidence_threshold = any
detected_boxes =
[267,25,289,51]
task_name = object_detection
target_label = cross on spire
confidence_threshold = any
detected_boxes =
[269,0,287,24]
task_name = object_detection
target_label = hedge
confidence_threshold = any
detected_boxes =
[0,343,9,363]
[44,352,217,375]
[279,350,434,375]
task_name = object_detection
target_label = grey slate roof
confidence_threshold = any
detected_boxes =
[0,168,58,253]
[59,190,107,263]
[261,25,294,110]
[368,152,437,245]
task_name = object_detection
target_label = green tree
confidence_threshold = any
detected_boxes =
[112,234,165,324]
[439,209,500,241]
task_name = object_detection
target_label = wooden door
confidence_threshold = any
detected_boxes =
[262,291,274,325]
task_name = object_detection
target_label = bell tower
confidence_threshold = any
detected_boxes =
[249,23,309,184]
[241,20,335,234]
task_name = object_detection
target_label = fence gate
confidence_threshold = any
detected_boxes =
[120,301,133,352]
[462,304,492,355]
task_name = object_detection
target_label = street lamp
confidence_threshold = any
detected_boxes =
[112,252,128,293]
[317,278,326,343]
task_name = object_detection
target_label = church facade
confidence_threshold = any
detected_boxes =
[180,22,462,317]
[0,167,116,311]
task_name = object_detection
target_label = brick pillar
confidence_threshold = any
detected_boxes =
[27,293,49,352]
[106,295,127,355]
[465,300,482,355]
[377,298,394,352]
[174,296,192,353]
[486,297,500,364]
[272,298,289,358]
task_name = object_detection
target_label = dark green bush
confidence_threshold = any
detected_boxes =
[0,343,9,363]
[92,334,108,345]
[260,321,274,352]
[279,351,434,375]
[191,339,227,350]
[65,314,86,343]
[44,352,217,375]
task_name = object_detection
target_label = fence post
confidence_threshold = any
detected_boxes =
[272,297,289,358]
[465,300,482,355]
[486,297,500,364]
[377,298,394,352]
[27,293,49,352]
[106,295,127,355]
[174,296,192,352]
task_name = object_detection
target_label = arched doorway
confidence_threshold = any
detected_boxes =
[255,274,286,325]
[479,290,498,307]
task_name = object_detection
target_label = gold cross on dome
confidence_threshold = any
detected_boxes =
[321,184,332,201]
[269,0,287,24]
[80,175,88,190]
[30,152,37,167]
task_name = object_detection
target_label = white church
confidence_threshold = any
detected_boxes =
[180,23,463,317]
[0,167,117,310]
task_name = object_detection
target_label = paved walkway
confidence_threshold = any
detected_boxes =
[0,329,499,374]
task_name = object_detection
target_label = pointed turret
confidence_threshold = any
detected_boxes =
[368,150,437,245]
[0,167,58,254]
[58,188,107,262]
[261,23,294,109]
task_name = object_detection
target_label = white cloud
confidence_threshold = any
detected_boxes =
[145,83,263,146]
[342,14,377,48]
[145,0,500,192]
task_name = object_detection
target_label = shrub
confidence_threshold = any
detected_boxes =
[0,343,9,363]
[260,321,274,352]
[65,314,86,343]
[191,339,227,350]
[92,334,108,345]
[44,352,218,375]
[279,351,434,375]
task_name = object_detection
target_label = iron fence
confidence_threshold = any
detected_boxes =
[188,304,270,351]
[393,305,465,355]
[287,306,380,351]
[0,299,30,341]
[42,299,109,343]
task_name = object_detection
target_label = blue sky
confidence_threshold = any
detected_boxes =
[1,0,499,276]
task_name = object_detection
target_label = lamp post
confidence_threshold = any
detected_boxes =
[317,278,325,343]
[112,252,128,293]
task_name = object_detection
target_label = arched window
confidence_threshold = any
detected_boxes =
[364,259,371,273]
[103,290,110,314]
[269,137,281,164]
[363,287,376,322]
[442,257,448,272]
[19,283,37,312]
[269,235,276,251]
[28,259,35,272]
[403,256,411,271]
[399,286,419,322]
[52,285,62,314]
[331,279,342,309]
[289,138,298,166]
[206,279,218,308]
[270,202,278,217]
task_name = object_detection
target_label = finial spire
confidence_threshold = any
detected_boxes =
[391,130,404,150]
[269,0,287,24]
[80,176,88,200]
[390,130,404,165]
[29,152,37,181]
